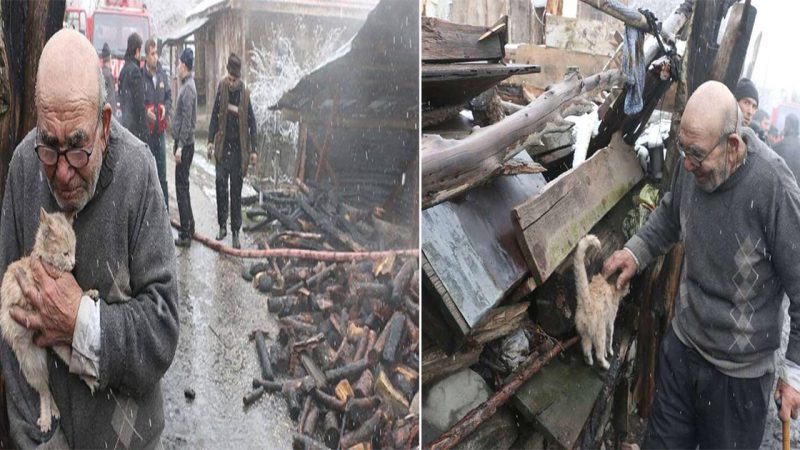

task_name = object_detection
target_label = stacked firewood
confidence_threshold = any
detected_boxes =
[242,254,419,450]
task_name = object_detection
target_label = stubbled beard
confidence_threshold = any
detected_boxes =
[48,161,102,212]
[696,165,729,193]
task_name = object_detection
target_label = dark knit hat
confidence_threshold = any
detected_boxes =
[735,78,759,106]
[227,53,241,78]
[101,42,111,60]
[179,48,194,71]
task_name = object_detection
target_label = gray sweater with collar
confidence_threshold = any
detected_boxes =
[626,127,800,378]
[0,120,179,448]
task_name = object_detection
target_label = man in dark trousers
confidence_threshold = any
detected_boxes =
[117,32,147,143]
[99,43,116,116]
[603,81,800,449]
[207,53,258,249]
[143,38,171,210]
[773,114,800,182]
[172,48,197,247]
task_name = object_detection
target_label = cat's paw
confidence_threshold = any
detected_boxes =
[85,289,99,300]
[52,401,60,420]
[608,348,614,357]
[37,413,52,433]
[584,355,594,366]
[598,357,610,370]
[83,377,100,395]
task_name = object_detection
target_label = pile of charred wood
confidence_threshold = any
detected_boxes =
[244,180,408,253]
[242,253,419,450]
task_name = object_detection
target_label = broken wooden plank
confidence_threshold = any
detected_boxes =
[422,63,541,110]
[513,133,643,286]
[544,15,622,57]
[511,352,604,449]
[422,151,546,334]
[505,44,612,96]
[422,69,621,209]
[466,302,530,345]
[422,17,505,64]
[421,344,483,386]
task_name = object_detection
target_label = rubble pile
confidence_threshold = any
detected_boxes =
[243,181,408,254]
[241,247,419,450]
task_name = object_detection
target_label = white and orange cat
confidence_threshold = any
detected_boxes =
[0,208,97,433]
[573,234,629,370]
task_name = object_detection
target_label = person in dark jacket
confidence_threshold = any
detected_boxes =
[773,114,800,182]
[117,32,147,143]
[99,43,117,115]
[207,53,258,249]
[172,48,197,247]
[143,38,171,210]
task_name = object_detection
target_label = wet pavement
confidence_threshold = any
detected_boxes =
[158,143,293,448]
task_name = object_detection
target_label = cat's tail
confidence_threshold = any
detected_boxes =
[574,234,602,304]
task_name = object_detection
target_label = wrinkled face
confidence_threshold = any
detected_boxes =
[146,45,158,72]
[37,104,108,212]
[738,97,757,126]
[679,123,732,193]
[36,210,76,273]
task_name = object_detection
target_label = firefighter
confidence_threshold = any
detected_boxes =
[143,37,171,209]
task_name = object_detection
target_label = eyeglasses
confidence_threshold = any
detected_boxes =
[34,117,102,169]
[678,138,725,167]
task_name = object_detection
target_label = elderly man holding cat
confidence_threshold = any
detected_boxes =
[603,80,800,449]
[0,29,178,448]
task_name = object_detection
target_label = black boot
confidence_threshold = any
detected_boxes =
[232,231,240,249]
[216,226,227,241]
[174,234,191,247]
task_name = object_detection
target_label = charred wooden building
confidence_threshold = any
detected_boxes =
[274,0,419,239]
[179,0,378,109]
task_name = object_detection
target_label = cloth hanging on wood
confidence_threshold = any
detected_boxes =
[622,24,646,115]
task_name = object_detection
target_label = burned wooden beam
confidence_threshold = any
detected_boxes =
[293,333,326,353]
[422,69,622,209]
[382,312,406,363]
[426,336,579,450]
[354,369,375,397]
[323,410,340,448]
[252,330,275,381]
[340,407,385,450]
[391,259,416,306]
[300,352,328,389]
[292,432,328,450]
[326,359,368,384]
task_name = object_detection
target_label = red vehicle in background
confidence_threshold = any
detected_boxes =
[90,0,153,82]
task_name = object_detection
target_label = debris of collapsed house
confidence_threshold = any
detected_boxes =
[420,0,712,448]
[240,243,420,450]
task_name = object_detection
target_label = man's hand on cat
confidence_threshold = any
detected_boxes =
[602,250,637,290]
[11,258,81,347]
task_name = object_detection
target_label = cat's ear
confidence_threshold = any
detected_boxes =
[39,207,47,223]
[64,211,75,225]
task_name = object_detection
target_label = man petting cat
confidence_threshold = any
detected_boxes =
[0,29,179,448]
[603,80,800,449]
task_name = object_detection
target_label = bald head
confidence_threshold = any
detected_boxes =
[35,29,104,117]
[682,81,739,140]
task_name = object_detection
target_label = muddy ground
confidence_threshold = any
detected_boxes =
[158,143,293,448]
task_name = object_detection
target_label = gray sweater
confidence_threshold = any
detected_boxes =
[171,74,196,147]
[0,120,179,448]
[626,127,800,378]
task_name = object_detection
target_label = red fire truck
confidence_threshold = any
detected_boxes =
[66,0,153,82]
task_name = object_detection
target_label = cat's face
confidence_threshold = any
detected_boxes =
[35,209,76,273]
